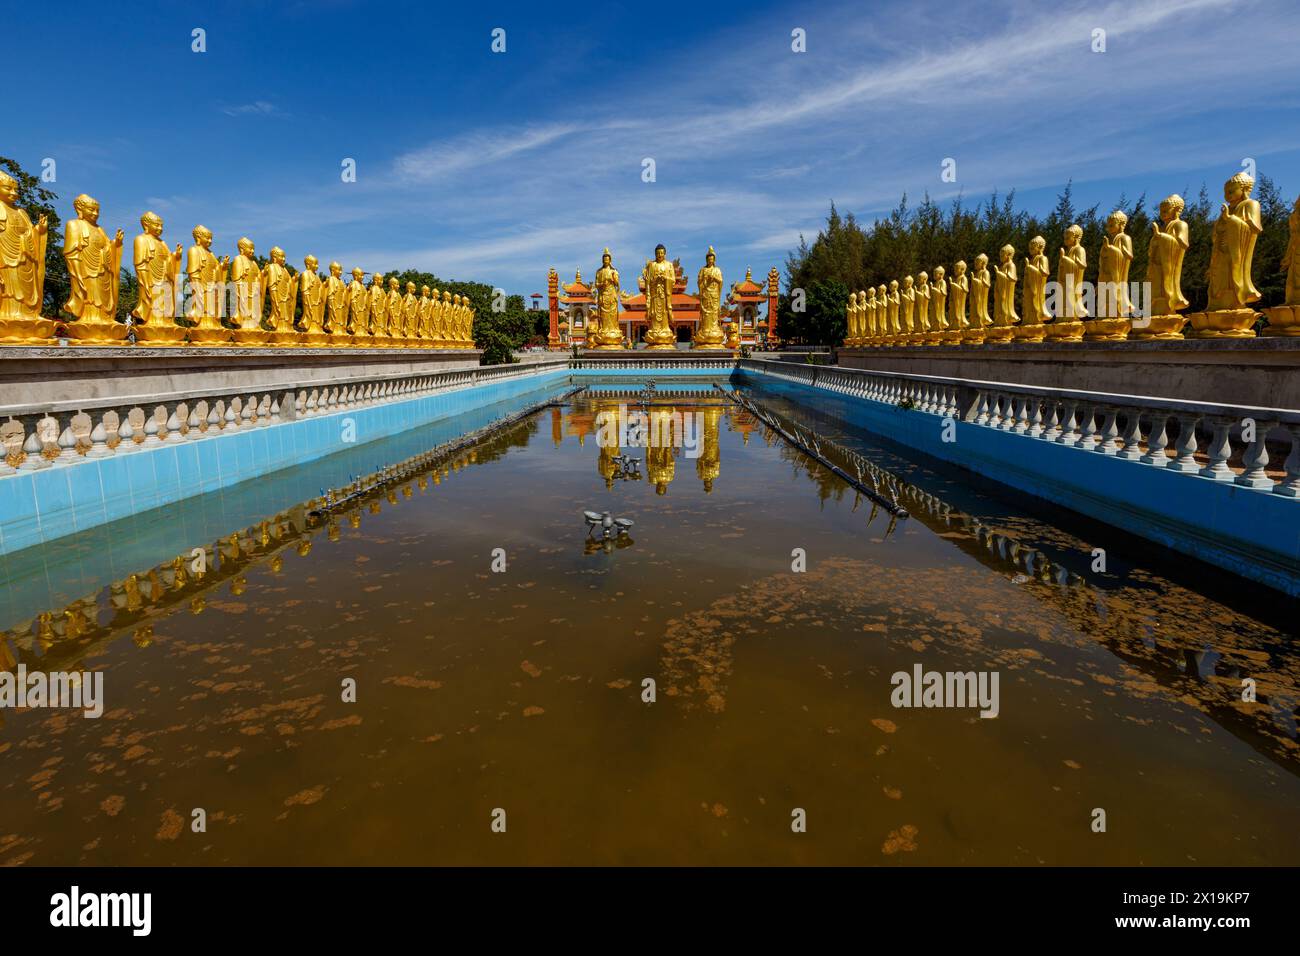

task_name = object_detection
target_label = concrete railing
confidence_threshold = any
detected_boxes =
[0,358,568,477]
[570,358,736,370]
[738,358,1300,498]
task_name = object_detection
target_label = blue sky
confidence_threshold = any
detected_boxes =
[12,0,1300,297]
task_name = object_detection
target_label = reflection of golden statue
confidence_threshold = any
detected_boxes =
[185,225,230,344]
[131,211,184,344]
[1263,197,1300,336]
[590,248,624,349]
[1141,195,1190,340]
[63,193,126,342]
[0,171,54,344]
[647,408,676,493]
[642,244,677,350]
[324,261,348,342]
[693,247,726,348]
[1193,172,1262,338]
[696,405,721,492]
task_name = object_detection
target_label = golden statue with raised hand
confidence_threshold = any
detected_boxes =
[885,280,900,342]
[418,285,434,343]
[987,244,1019,342]
[899,275,916,344]
[325,261,348,343]
[590,248,624,349]
[63,194,125,343]
[386,277,403,344]
[298,255,328,346]
[1192,171,1262,338]
[347,267,370,343]
[1088,210,1133,341]
[948,261,969,336]
[1017,236,1050,342]
[1139,194,1190,339]
[863,288,877,343]
[845,291,858,346]
[262,246,298,345]
[439,290,453,345]
[1049,225,1087,342]
[930,267,948,343]
[969,253,993,331]
[130,211,185,344]
[642,244,677,349]
[402,281,420,345]
[368,272,388,344]
[693,247,726,348]
[1263,196,1300,336]
[229,237,265,344]
[185,225,230,345]
[914,270,931,342]
[0,171,54,344]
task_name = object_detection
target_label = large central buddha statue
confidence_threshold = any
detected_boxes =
[642,244,677,349]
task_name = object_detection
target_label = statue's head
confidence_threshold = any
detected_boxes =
[237,236,255,256]
[453,294,462,306]
[1029,235,1046,254]
[953,260,967,275]
[878,283,888,296]
[329,261,342,276]
[602,247,612,266]
[432,287,441,300]
[443,290,452,302]
[388,277,399,291]
[304,254,318,271]
[655,244,666,262]
[1225,171,1254,201]
[888,279,898,292]
[1159,194,1185,222]
[1064,224,1083,246]
[73,194,100,222]
[270,246,286,264]
[705,245,715,265]
[372,272,384,287]
[933,265,945,280]
[351,266,365,280]
[421,284,430,296]
[902,275,913,289]
[917,270,928,284]
[1106,210,1128,235]
[193,224,213,247]
[848,291,858,306]
[655,482,667,496]
[0,172,16,202]
[999,244,1014,262]
[141,211,164,236]
[975,252,989,268]
[406,281,416,293]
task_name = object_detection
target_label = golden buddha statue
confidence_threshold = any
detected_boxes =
[261,246,298,345]
[969,253,993,336]
[386,277,403,344]
[988,244,1019,342]
[347,267,370,344]
[184,226,229,345]
[885,280,900,342]
[63,194,126,343]
[863,288,877,343]
[440,290,453,346]
[130,211,185,345]
[418,285,434,343]
[1193,172,1262,337]
[696,405,722,493]
[1050,225,1087,342]
[403,281,421,345]
[324,261,348,344]
[899,275,916,344]
[1087,210,1133,340]
[1263,196,1300,336]
[452,293,465,347]
[642,244,677,350]
[845,291,859,346]
[948,261,969,335]
[368,272,388,344]
[464,298,476,348]
[0,171,54,345]
[229,237,266,344]
[693,247,726,348]
[930,268,948,343]
[299,255,329,346]
[590,248,624,349]
[1017,236,1049,342]
[914,270,931,341]
[1139,194,1190,339]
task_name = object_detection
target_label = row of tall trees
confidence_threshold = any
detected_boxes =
[779,179,1296,345]
[0,155,543,364]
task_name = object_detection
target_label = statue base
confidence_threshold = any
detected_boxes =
[1013,324,1047,343]
[231,328,273,346]
[187,326,233,346]
[0,316,57,345]
[1045,320,1085,342]
[271,330,300,347]
[940,330,964,345]
[960,329,986,346]
[1129,314,1188,340]
[65,319,131,345]
[923,332,943,346]
[1083,318,1132,342]
[1262,305,1300,336]
[133,323,189,346]
[302,332,333,348]
[984,326,1015,344]
[1187,309,1258,338]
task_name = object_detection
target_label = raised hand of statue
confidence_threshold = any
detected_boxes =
[36,214,47,234]
[113,228,124,245]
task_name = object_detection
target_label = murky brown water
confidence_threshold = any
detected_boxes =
[2,388,1297,865]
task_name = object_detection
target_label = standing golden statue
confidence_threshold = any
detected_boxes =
[261,247,298,345]
[642,244,677,350]
[1017,236,1050,342]
[130,212,185,344]
[590,248,624,349]
[864,288,878,343]
[845,291,858,347]
[347,267,370,344]
[0,171,54,344]
[298,255,328,346]
[185,225,230,345]
[418,285,434,343]
[1139,194,1190,339]
[968,253,993,341]
[1088,210,1133,340]
[324,261,348,344]
[402,281,421,345]
[930,267,948,344]
[63,194,125,343]
[368,272,388,345]
[696,404,722,492]
[386,277,403,345]
[914,271,931,343]
[885,280,900,343]
[899,275,916,344]
[1049,225,1087,342]
[439,290,453,346]
[1192,172,1262,337]
[1263,196,1300,336]
[948,261,969,338]
[988,244,1019,342]
[693,247,726,348]
[229,237,265,345]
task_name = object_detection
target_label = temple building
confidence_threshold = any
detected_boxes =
[557,271,593,348]
[727,268,772,347]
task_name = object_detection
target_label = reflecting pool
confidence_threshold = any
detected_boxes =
[1,384,1297,865]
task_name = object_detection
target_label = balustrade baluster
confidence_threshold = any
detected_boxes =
[1199,417,1235,480]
